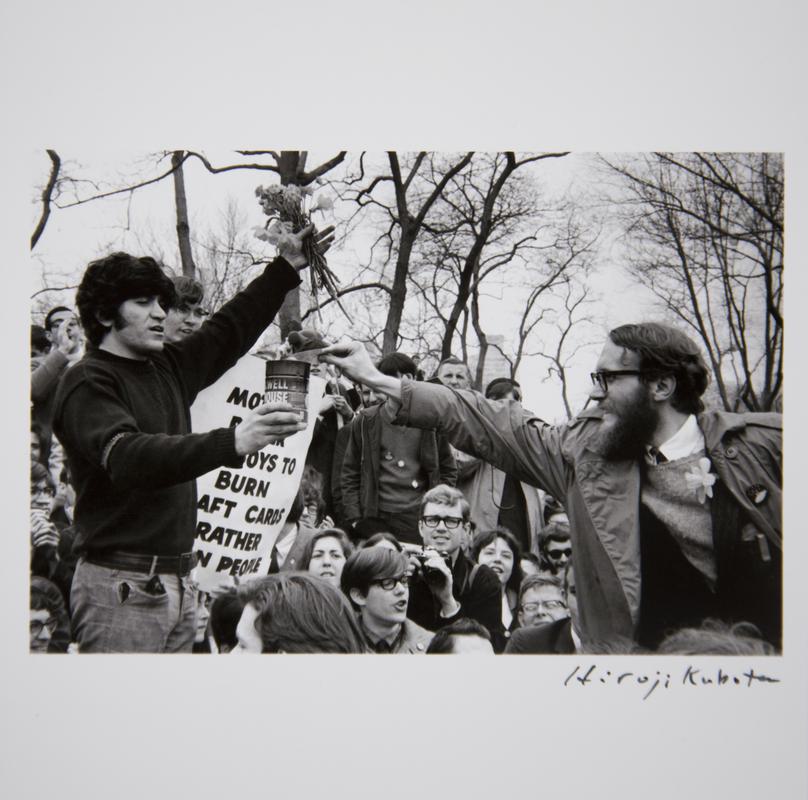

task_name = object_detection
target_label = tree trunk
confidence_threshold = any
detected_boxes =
[171,151,196,277]
[382,234,414,354]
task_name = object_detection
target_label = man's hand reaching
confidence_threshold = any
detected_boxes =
[234,403,307,456]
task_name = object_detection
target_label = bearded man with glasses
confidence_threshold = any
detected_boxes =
[321,322,782,652]
[402,484,501,639]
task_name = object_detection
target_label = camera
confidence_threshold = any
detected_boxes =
[402,544,451,581]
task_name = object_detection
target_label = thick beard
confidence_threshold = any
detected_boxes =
[597,388,659,462]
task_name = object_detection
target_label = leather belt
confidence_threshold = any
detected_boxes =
[84,550,197,577]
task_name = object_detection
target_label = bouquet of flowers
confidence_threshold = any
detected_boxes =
[253,183,348,320]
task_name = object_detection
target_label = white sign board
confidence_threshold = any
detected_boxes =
[189,354,324,591]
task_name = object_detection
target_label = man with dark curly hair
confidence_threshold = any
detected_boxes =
[321,322,782,651]
[53,226,332,653]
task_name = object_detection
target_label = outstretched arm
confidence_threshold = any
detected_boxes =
[319,340,402,400]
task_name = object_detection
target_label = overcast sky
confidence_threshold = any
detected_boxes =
[30,149,662,422]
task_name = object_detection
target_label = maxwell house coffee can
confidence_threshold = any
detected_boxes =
[265,359,310,424]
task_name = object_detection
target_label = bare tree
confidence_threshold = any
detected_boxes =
[403,152,570,371]
[602,153,783,412]
[339,151,475,353]
[31,150,61,250]
[171,151,196,276]
[35,149,346,331]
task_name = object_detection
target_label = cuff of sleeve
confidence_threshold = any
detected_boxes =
[270,256,303,290]
[215,427,244,468]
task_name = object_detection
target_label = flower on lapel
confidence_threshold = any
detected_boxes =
[685,457,717,504]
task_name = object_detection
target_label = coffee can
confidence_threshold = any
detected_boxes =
[265,359,310,424]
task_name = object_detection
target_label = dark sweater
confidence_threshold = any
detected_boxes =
[52,258,300,557]
[407,552,501,638]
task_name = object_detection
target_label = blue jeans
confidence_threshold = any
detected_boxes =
[70,558,197,653]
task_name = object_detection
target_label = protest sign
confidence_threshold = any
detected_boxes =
[189,354,325,591]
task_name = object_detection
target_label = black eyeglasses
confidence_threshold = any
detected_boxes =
[30,617,58,636]
[371,575,410,591]
[547,548,572,559]
[590,370,645,392]
[421,515,464,529]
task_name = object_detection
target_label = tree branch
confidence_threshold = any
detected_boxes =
[31,150,61,250]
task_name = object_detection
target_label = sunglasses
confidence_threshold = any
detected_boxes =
[547,548,572,559]
[30,617,58,636]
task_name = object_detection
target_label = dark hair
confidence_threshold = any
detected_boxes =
[608,322,710,414]
[539,520,571,550]
[209,589,245,653]
[426,617,492,654]
[44,306,71,331]
[76,252,175,347]
[31,324,50,354]
[31,461,56,491]
[359,532,403,552]
[341,547,409,608]
[542,494,565,525]
[419,484,470,522]
[378,352,417,378]
[237,573,367,653]
[299,528,355,571]
[521,552,541,569]
[30,575,65,613]
[286,488,305,526]
[485,377,520,400]
[657,619,777,655]
[471,527,524,594]
[171,275,205,307]
[517,573,563,607]
[300,466,325,524]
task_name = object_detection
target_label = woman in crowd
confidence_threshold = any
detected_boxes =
[299,528,354,589]
[233,573,366,653]
[470,526,524,652]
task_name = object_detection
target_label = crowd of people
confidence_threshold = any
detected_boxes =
[29,232,782,656]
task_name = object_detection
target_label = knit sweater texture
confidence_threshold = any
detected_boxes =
[52,258,300,556]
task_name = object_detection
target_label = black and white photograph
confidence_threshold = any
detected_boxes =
[4,1,807,799]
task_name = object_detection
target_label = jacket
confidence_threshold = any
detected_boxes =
[407,551,502,637]
[395,380,782,645]
[505,617,575,654]
[341,403,457,522]
[359,618,434,654]
[459,457,544,555]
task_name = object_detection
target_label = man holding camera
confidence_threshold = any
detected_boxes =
[405,484,501,638]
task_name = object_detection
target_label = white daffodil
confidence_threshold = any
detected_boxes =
[684,457,717,504]
[311,194,334,212]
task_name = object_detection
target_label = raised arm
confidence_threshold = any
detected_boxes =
[320,341,572,501]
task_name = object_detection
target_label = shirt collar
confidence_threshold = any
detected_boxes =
[649,414,704,463]
[361,617,403,652]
